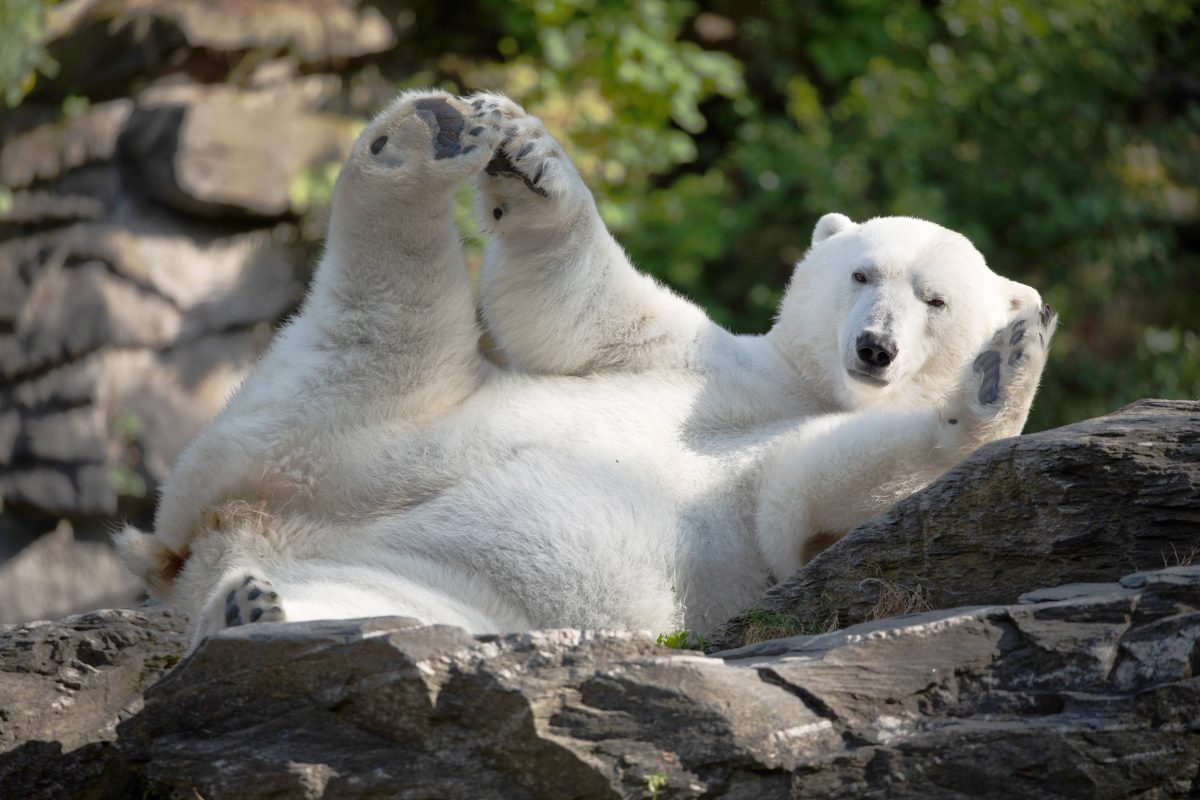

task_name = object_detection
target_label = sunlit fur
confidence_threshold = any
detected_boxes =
[116,91,1055,650]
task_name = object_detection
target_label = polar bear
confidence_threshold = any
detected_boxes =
[116,90,1057,650]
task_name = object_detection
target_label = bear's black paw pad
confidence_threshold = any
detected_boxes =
[224,575,285,628]
[973,350,1002,405]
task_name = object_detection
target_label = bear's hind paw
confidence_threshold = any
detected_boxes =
[223,574,286,628]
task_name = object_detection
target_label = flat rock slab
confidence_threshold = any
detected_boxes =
[709,399,1200,652]
[3,570,1199,797]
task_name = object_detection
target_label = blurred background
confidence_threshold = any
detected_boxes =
[1,0,1197,622]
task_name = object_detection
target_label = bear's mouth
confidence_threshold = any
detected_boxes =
[847,369,890,387]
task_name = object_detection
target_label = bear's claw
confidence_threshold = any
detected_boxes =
[467,93,575,203]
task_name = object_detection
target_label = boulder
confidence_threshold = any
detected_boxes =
[118,81,358,219]
[0,606,186,799]
[3,568,1198,798]
[0,606,187,754]
[0,521,141,624]
[39,0,394,100]
[708,398,1200,652]
[0,100,132,191]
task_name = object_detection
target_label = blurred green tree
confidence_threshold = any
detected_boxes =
[0,0,57,108]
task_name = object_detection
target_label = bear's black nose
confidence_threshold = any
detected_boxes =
[856,332,897,368]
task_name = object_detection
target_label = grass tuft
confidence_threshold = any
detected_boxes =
[741,600,841,646]
[862,577,933,621]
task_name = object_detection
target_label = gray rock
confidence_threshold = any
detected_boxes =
[0,100,132,191]
[708,399,1200,652]
[117,622,832,799]
[0,606,187,799]
[0,606,187,754]
[119,82,358,219]
[45,0,395,75]
[0,520,142,624]
[1,567,1191,798]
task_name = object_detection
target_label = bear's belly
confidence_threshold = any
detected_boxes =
[340,371,776,630]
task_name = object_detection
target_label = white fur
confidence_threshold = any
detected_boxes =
[115,92,1056,650]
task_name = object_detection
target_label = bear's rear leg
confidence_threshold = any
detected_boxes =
[306,90,504,414]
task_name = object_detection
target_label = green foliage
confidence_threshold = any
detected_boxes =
[0,0,57,108]
[454,0,744,228]
[288,161,343,215]
[655,629,706,650]
[644,772,668,799]
[111,409,147,498]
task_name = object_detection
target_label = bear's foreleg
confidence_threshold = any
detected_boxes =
[756,304,1058,574]
[466,93,712,375]
[756,407,966,575]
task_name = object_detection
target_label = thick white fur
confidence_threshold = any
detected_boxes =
[115,91,1056,650]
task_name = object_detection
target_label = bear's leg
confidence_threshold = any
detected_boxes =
[756,407,963,575]
[187,551,516,651]
[307,90,503,414]
[756,304,1058,573]
[463,93,712,375]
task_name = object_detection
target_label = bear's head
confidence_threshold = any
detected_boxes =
[770,213,1042,410]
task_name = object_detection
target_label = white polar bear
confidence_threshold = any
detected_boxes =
[116,91,1057,650]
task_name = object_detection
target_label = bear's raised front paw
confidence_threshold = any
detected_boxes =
[465,93,583,209]
[966,303,1058,417]
[224,575,285,628]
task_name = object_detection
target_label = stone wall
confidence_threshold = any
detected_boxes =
[0,0,405,622]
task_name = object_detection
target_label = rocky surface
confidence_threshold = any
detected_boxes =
[0,606,187,753]
[0,606,187,800]
[708,398,1200,652]
[120,81,359,218]
[2,567,1198,798]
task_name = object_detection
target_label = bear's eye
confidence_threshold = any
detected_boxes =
[370,136,388,155]
[927,297,946,308]
[852,272,868,284]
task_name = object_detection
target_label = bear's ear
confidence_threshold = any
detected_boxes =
[812,213,856,245]
[1005,279,1041,312]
